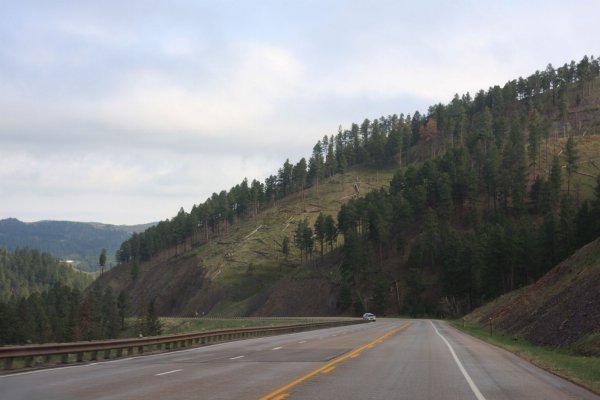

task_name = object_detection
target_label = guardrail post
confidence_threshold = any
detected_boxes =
[91,351,98,361]
[116,348,123,358]
[127,347,134,356]
[61,354,69,364]
[25,356,34,368]
[103,350,111,360]
[138,346,144,354]
[4,357,13,370]
[77,352,84,362]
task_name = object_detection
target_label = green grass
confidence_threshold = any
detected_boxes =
[451,320,600,395]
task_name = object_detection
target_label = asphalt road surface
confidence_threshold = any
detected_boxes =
[1,319,597,400]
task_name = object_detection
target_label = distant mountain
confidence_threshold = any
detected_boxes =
[0,218,154,272]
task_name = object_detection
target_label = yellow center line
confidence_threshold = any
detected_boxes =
[272,394,290,400]
[321,366,336,374]
[258,322,412,400]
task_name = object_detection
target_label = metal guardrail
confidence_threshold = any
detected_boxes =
[0,319,365,371]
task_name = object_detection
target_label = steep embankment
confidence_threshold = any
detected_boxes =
[97,166,397,316]
[468,238,600,354]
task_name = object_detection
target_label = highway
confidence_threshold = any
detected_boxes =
[1,319,597,399]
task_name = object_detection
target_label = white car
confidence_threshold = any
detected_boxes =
[362,312,376,322]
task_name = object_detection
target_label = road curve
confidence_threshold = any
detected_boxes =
[1,319,597,400]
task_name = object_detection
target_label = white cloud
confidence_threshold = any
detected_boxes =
[2,1,600,224]
[3,41,304,141]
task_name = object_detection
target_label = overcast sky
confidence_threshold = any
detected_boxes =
[1,1,599,225]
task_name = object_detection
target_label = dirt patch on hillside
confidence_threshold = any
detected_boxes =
[98,253,224,317]
[252,275,339,317]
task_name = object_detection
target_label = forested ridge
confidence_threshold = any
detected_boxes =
[0,247,93,302]
[0,218,152,272]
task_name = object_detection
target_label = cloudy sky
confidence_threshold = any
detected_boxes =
[1,1,599,225]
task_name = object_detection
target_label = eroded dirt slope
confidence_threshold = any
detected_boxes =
[469,238,600,351]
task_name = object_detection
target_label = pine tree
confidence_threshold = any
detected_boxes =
[314,213,326,262]
[281,236,290,260]
[143,300,162,336]
[117,291,129,331]
[324,215,338,251]
[565,136,579,196]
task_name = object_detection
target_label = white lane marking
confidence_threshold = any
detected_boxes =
[298,340,307,344]
[155,369,183,376]
[271,346,283,350]
[229,355,245,360]
[332,334,337,337]
[430,321,486,400]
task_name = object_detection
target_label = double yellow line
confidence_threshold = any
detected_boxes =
[259,322,412,400]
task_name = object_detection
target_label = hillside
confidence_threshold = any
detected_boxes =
[97,165,397,316]
[0,218,153,272]
[99,55,600,318]
[467,237,600,355]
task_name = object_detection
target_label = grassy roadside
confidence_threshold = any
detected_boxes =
[451,320,600,395]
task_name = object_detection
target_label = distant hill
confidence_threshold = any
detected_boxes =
[0,247,94,301]
[0,218,154,272]
[467,238,600,356]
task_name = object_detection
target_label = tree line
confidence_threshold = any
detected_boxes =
[0,282,163,345]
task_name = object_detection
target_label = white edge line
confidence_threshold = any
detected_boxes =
[229,355,245,360]
[271,346,283,350]
[155,369,183,376]
[430,321,487,400]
